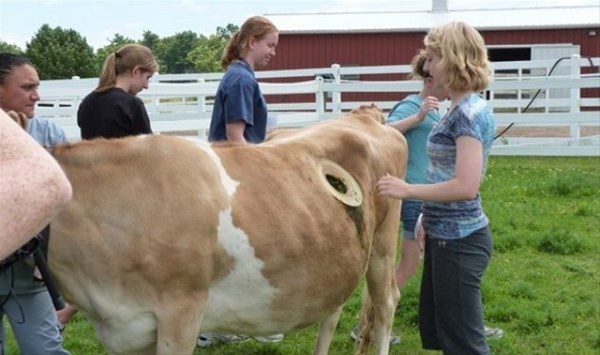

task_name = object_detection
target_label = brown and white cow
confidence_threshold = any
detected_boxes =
[48,105,407,355]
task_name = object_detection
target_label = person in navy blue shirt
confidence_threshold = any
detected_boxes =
[199,16,283,349]
[208,16,279,145]
[377,22,497,355]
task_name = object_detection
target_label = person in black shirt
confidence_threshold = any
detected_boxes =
[77,44,158,140]
[60,43,159,328]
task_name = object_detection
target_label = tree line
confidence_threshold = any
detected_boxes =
[0,24,239,80]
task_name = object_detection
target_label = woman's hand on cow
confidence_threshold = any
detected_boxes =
[376,173,412,199]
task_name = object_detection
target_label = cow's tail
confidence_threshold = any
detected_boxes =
[355,289,377,354]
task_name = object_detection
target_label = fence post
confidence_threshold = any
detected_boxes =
[331,63,342,113]
[488,64,495,111]
[71,76,81,118]
[150,95,160,116]
[569,54,581,141]
[197,78,206,112]
[315,76,325,121]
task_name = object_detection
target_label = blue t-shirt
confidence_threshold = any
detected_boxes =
[26,117,68,147]
[422,93,496,239]
[208,59,268,143]
[387,94,439,185]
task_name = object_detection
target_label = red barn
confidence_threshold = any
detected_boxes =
[263,0,599,103]
[265,1,599,69]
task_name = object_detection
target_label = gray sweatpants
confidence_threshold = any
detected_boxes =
[419,227,492,355]
[0,290,69,355]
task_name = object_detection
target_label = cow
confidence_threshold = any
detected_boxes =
[48,105,408,355]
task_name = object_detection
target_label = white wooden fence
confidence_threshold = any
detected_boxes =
[36,55,599,156]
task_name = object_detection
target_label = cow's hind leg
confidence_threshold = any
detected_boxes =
[356,262,399,355]
[356,215,400,355]
[155,291,207,355]
[313,306,343,355]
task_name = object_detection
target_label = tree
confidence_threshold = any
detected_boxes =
[94,34,137,72]
[157,31,201,74]
[0,41,23,55]
[140,30,161,53]
[25,24,96,79]
[215,24,239,40]
[187,24,238,73]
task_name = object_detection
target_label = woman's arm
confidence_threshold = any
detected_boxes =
[388,96,439,134]
[377,136,483,202]
[225,120,247,144]
[0,111,72,259]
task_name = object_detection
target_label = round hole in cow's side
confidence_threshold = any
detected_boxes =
[318,159,363,207]
[326,174,348,194]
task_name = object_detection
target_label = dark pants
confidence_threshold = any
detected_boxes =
[419,227,492,355]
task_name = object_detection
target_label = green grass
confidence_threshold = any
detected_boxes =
[3,156,599,354]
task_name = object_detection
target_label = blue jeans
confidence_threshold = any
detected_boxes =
[0,291,69,355]
[401,200,422,239]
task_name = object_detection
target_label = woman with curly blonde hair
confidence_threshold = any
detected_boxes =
[377,21,496,354]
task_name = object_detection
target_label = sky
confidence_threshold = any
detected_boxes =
[0,0,596,51]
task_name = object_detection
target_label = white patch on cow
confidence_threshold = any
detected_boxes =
[192,141,238,197]
[201,208,280,334]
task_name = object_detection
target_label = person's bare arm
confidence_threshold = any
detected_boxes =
[0,111,72,259]
[377,136,483,202]
[388,96,440,133]
[225,120,247,144]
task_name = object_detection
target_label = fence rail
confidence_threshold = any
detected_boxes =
[36,55,599,156]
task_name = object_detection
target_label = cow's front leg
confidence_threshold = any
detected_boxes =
[155,290,207,355]
[313,306,343,355]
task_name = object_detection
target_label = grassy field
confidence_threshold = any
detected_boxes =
[3,156,599,355]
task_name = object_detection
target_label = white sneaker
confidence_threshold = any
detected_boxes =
[484,325,504,339]
[253,334,285,343]
[197,333,248,347]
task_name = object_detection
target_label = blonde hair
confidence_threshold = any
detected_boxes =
[424,22,491,92]
[409,49,428,80]
[220,16,278,70]
[95,44,159,93]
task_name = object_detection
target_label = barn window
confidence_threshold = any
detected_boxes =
[488,47,531,62]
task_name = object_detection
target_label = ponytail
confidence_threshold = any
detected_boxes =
[220,32,241,69]
[95,52,119,93]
